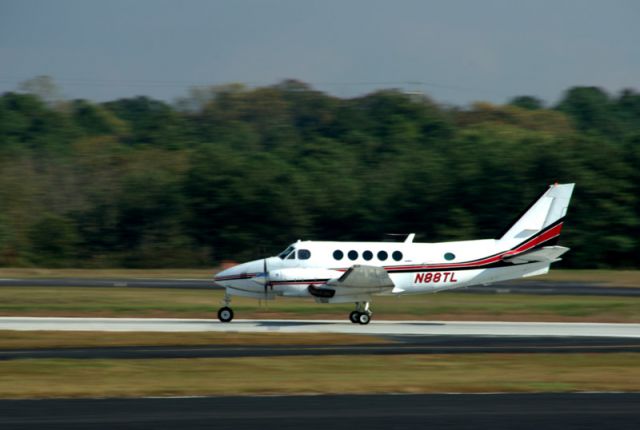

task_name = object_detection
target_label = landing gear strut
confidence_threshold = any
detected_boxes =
[217,293,234,323]
[349,302,372,325]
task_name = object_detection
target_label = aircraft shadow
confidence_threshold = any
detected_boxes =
[255,321,336,327]
[404,322,446,326]
[249,320,446,327]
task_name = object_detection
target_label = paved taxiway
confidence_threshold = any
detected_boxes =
[3,336,640,360]
[2,317,640,337]
[2,393,639,430]
[1,277,639,296]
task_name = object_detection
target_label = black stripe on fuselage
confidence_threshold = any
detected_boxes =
[270,279,330,285]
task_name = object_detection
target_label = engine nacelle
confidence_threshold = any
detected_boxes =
[268,268,343,283]
[265,267,342,298]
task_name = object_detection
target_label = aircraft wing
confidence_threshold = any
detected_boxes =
[502,246,570,264]
[326,265,395,289]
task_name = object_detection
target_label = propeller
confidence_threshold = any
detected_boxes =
[251,258,272,301]
[263,258,270,300]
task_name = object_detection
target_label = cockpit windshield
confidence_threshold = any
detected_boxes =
[278,245,295,259]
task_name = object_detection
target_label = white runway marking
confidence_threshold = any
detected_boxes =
[1,317,639,338]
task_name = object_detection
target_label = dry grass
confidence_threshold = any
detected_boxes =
[0,330,388,350]
[0,353,638,398]
[0,287,638,322]
[539,270,640,287]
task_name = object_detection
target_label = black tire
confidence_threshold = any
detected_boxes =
[358,312,371,325]
[218,306,234,323]
[349,311,360,323]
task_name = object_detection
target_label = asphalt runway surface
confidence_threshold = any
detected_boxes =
[2,393,639,430]
[1,277,639,296]
[2,336,640,360]
[3,317,640,337]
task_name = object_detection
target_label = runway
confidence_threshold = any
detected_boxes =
[1,393,639,430]
[2,317,640,337]
[1,277,639,296]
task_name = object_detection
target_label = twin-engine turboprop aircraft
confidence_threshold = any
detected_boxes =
[214,183,575,324]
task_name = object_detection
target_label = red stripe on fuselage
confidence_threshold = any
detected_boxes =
[382,222,563,272]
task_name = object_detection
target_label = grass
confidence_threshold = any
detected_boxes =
[538,270,640,287]
[0,330,388,350]
[0,287,638,322]
[1,268,640,286]
[0,353,638,398]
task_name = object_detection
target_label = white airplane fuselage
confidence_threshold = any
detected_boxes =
[215,234,558,303]
[213,183,574,323]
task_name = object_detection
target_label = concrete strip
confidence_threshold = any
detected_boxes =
[1,317,639,338]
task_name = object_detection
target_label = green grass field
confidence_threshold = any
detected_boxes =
[0,286,638,322]
[0,353,638,398]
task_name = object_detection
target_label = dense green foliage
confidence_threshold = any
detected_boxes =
[0,80,639,268]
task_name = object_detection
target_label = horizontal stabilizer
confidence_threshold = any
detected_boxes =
[502,246,570,264]
[327,265,394,289]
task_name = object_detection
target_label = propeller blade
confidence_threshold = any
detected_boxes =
[263,258,269,299]
[250,258,270,286]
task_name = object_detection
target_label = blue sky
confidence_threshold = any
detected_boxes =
[1,0,638,106]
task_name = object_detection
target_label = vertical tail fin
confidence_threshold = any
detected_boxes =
[499,183,575,243]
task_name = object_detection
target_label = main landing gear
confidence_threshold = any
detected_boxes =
[349,302,372,325]
[217,293,234,323]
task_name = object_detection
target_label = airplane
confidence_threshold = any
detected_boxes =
[213,183,575,324]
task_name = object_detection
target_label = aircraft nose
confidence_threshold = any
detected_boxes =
[213,260,264,284]
[213,265,240,283]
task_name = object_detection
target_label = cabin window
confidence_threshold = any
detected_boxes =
[363,250,373,261]
[444,252,456,261]
[348,250,358,260]
[333,250,344,260]
[377,250,388,261]
[278,246,295,259]
[298,249,311,260]
[392,251,403,261]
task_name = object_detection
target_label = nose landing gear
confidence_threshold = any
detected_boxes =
[217,293,234,323]
[349,301,372,325]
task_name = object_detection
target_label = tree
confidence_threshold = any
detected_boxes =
[70,100,129,136]
[103,96,187,149]
[28,214,79,266]
[509,95,544,110]
[556,86,620,136]
[0,80,638,268]
[18,75,61,105]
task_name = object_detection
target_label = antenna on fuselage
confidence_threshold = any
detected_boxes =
[383,233,416,243]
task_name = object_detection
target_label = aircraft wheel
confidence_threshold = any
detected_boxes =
[218,306,234,323]
[358,312,371,325]
[349,311,360,323]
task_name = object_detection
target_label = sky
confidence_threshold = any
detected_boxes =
[1,0,638,106]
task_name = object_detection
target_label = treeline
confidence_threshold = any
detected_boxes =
[0,79,639,268]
